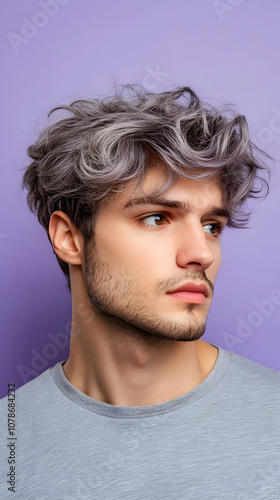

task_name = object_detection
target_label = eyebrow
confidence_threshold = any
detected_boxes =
[123,195,229,220]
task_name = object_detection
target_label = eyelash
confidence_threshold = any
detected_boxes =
[138,212,169,228]
[205,222,224,236]
[138,213,224,237]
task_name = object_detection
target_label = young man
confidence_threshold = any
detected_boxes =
[1,85,279,499]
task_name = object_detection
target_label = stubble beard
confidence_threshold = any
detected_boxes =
[84,239,212,346]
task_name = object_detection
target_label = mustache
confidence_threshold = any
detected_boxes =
[155,271,214,295]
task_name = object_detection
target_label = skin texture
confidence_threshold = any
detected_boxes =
[49,164,228,406]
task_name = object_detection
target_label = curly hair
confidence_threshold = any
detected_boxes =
[22,84,270,289]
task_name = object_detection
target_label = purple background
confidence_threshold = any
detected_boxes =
[1,0,280,399]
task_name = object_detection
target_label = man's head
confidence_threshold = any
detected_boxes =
[79,164,226,342]
[22,84,269,342]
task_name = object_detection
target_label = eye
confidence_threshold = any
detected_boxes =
[203,222,223,237]
[139,213,169,228]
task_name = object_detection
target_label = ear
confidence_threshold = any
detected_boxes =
[49,211,83,266]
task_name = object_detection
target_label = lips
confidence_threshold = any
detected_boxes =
[166,282,210,304]
[167,282,209,297]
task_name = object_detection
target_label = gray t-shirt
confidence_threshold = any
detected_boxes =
[0,344,280,500]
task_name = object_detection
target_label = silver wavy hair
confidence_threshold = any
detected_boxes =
[22,84,270,288]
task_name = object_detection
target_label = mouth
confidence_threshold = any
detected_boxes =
[166,282,210,304]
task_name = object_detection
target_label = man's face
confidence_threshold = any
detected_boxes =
[83,165,228,343]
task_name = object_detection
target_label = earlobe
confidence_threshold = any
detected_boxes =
[49,211,83,266]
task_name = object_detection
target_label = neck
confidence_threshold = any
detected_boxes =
[63,296,218,407]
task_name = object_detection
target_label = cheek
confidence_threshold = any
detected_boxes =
[96,213,170,257]
[95,223,173,279]
[208,245,222,280]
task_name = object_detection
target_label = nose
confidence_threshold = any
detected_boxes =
[176,221,215,271]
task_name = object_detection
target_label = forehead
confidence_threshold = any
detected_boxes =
[111,164,224,211]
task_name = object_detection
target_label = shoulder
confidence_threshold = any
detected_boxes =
[0,363,61,415]
[220,349,280,412]
[227,349,280,384]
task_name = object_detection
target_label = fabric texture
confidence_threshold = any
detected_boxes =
[0,344,279,500]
